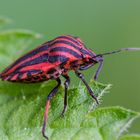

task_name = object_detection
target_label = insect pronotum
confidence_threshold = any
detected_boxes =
[0,35,140,140]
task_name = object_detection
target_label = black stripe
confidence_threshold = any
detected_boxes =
[14,54,49,71]
[17,72,24,80]
[12,40,81,72]
[3,44,49,73]
[21,54,48,67]
[50,47,82,58]
[17,70,43,81]
[7,69,42,80]
[48,55,69,63]
[56,36,80,45]
[14,54,68,72]
[54,36,93,54]
[6,73,15,81]
[27,69,43,77]
[49,40,93,56]
[47,68,57,74]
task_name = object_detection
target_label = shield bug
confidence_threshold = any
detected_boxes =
[0,35,140,140]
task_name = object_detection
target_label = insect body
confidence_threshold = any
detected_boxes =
[0,35,140,140]
[0,36,98,83]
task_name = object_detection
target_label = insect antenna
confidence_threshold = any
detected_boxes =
[93,48,140,58]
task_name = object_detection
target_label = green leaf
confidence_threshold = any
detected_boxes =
[0,81,110,140]
[0,80,139,140]
[47,106,139,140]
[0,20,139,140]
[82,106,140,140]
[0,30,41,69]
[120,135,140,140]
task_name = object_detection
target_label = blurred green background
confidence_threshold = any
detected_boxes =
[0,0,140,133]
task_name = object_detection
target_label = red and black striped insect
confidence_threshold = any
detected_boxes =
[0,35,140,140]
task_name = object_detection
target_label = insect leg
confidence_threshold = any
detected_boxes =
[79,63,94,70]
[42,78,61,140]
[75,71,99,104]
[61,74,70,116]
[94,59,104,80]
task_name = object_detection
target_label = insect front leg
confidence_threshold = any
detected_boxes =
[75,71,99,104]
[94,58,104,80]
[42,78,61,140]
[61,74,70,116]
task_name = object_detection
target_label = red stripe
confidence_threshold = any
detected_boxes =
[19,52,78,72]
[19,62,56,72]
[2,43,44,73]
[49,37,94,57]
[3,76,10,81]
[20,73,27,79]
[49,51,79,61]
[65,35,84,46]
[50,43,82,55]
[49,36,85,49]
[59,35,83,45]
[3,39,84,77]
[10,74,19,81]
[2,49,48,77]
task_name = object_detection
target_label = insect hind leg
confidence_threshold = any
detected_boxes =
[42,78,61,140]
[61,74,70,116]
